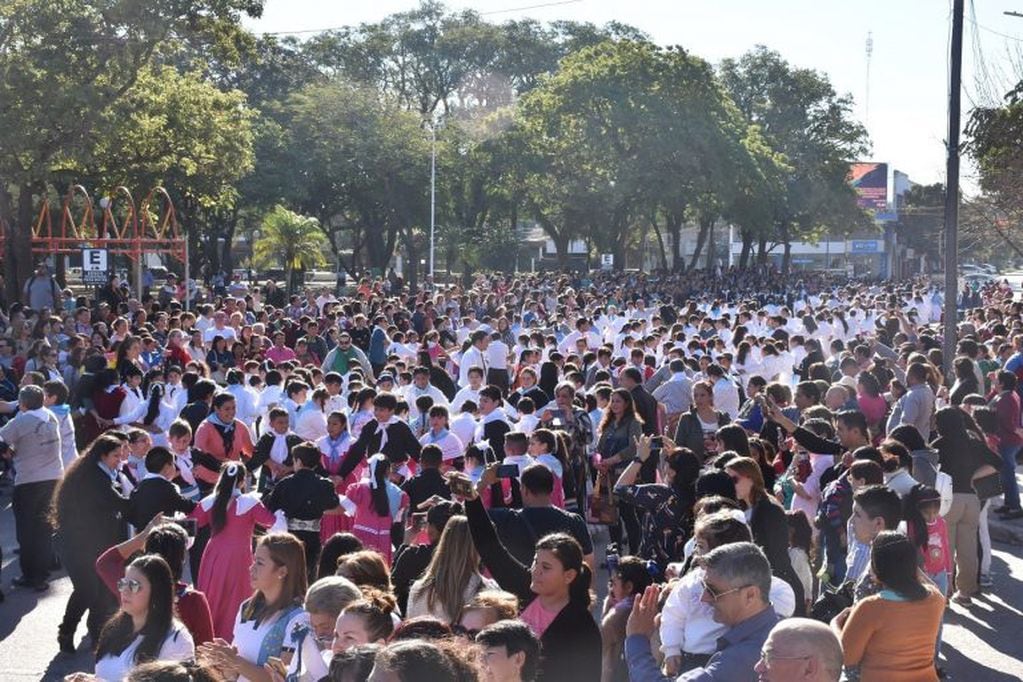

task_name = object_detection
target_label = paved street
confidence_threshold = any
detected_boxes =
[1,478,1022,680]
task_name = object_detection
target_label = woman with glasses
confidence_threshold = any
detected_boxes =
[280,576,361,682]
[66,554,194,682]
[724,456,806,616]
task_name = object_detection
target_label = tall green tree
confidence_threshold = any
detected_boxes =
[719,46,871,272]
[0,0,264,297]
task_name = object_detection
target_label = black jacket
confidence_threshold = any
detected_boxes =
[57,462,129,557]
[265,468,339,520]
[391,543,436,614]
[338,418,422,479]
[466,496,601,681]
[749,496,806,615]
[630,386,659,436]
[401,468,451,512]
[248,432,305,491]
[127,476,196,529]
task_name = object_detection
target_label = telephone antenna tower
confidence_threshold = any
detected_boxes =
[865,31,874,129]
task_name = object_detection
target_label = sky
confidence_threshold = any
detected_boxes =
[243,0,1023,194]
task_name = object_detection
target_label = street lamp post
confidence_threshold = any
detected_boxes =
[430,121,436,279]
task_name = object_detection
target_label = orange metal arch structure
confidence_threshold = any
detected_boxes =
[0,184,184,258]
[0,184,187,300]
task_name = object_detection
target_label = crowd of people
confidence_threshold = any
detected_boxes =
[0,262,1019,682]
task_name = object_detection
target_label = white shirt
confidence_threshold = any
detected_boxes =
[659,567,795,656]
[459,346,487,387]
[232,607,306,682]
[450,385,482,414]
[485,339,510,371]
[203,325,237,343]
[226,383,260,431]
[404,384,449,420]
[419,429,465,462]
[712,377,740,420]
[94,622,194,682]
[296,407,328,442]
[450,412,478,448]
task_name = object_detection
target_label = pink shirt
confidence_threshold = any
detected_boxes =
[266,345,297,364]
[520,599,560,637]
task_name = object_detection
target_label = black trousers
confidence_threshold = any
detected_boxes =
[12,480,57,584]
[487,368,510,396]
[59,540,116,642]
[292,529,322,582]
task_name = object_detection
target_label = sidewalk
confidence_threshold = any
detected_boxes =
[987,468,1023,546]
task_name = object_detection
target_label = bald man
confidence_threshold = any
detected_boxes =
[754,618,843,682]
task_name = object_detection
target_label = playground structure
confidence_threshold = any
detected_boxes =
[0,184,188,306]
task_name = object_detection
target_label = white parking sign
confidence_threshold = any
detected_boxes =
[82,248,109,285]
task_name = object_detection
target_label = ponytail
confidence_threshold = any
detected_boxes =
[570,563,592,608]
[535,532,591,608]
[369,454,391,518]
[211,462,243,534]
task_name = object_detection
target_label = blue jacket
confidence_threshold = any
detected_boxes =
[625,605,779,681]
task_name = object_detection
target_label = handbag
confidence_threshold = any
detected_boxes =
[972,464,1004,501]
[586,471,619,525]
[810,580,854,624]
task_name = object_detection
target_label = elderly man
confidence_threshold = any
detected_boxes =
[754,618,843,682]
[625,542,780,681]
[0,385,64,591]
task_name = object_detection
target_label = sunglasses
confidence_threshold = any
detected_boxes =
[701,579,748,601]
[117,578,143,594]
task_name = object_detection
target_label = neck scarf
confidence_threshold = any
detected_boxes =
[374,416,400,450]
[324,432,350,467]
[270,431,290,464]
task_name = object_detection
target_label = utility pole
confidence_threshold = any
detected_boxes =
[943,0,964,379]
[865,31,874,129]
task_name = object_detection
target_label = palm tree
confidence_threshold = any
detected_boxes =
[252,205,328,294]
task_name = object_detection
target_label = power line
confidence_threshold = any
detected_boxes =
[255,0,585,36]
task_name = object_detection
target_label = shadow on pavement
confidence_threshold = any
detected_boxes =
[942,644,1020,682]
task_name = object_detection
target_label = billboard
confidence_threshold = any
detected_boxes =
[849,162,888,212]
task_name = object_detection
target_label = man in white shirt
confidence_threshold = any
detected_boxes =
[485,331,511,395]
[707,363,740,420]
[202,311,237,343]
[459,330,489,388]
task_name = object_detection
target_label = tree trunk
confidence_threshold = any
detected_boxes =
[705,221,716,270]
[689,215,713,270]
[739,229,753,269]
[780,223,792,275]
[649,215,669,271]
[7,183,39,304]
[756,236,768,266]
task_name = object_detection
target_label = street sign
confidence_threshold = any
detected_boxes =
[82,248,110,285]
[600,253,614,270]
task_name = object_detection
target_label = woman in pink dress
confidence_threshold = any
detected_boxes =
[338,454,408,564]
[318,412,356,543]
[189,461,280,640]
